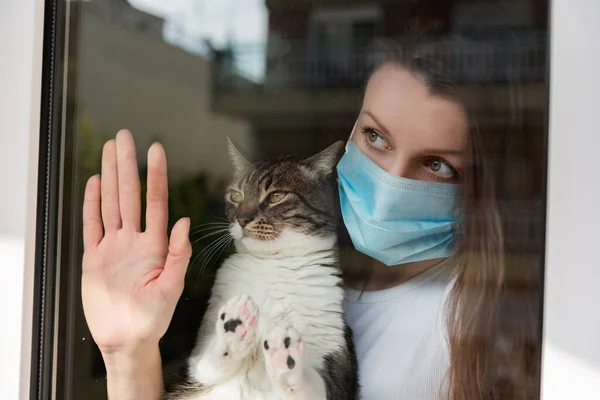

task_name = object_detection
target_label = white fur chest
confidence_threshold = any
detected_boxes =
[210,250,346,369]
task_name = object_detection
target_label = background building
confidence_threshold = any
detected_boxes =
[213,0,547,167]
[73,0,254,190]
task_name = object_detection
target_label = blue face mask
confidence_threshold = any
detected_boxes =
[336,140,461,266]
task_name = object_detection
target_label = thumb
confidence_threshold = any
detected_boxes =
[160,217,192,294]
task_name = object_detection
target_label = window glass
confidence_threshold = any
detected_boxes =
[51,0,548,398]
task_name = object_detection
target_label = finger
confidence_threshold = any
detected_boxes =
[82,175,103,251]
[160,218,192,295]
[101,139,121,231]
[116,130,141,231]
[145,142,168,234]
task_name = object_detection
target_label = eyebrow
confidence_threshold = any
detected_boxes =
[422,148,465,156]
[362,110,465,156]
[362,110,392,136]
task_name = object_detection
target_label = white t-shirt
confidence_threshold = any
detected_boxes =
[344,261,455,400]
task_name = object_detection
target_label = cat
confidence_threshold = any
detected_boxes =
[166,139,359,400]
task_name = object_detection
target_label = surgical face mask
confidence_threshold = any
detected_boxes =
[336,138,461,266]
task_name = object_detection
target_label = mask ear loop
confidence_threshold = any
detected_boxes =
[345,120,359,152]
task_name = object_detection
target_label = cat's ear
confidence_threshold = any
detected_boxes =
[227,137,250,175]
[302,141,345,176]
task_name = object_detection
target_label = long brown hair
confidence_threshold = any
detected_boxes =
[367,38,541,399]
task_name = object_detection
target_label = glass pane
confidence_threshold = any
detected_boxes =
[54,0,548,398]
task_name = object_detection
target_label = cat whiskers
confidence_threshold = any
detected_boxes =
[190,221,231,235]
[189,221,234,278]
[263,225,284,253]
[190,228,230,244]
[198,234,233,277]
[190,233,233,278]
[189,221,232,243]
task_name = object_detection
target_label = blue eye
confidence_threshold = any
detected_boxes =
[362,127,388,149]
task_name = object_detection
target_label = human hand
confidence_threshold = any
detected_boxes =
[81,130,191,355]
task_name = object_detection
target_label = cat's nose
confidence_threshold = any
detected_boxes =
[237,216,252,227]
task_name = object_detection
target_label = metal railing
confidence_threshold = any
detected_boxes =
[215,34,547,91]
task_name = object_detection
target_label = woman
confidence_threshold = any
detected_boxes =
[81,43,538,399]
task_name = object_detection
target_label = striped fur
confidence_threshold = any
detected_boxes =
[166,141,359,400]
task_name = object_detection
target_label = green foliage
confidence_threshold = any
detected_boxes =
[168,172,225,296]
[78,117,112,183]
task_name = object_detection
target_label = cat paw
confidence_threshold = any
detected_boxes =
[216,295,258,360]
[263,326,306,392]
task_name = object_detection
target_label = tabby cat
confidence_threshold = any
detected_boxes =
[167,140,359,400]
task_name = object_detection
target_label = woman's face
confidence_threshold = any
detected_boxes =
[354,64,469,184]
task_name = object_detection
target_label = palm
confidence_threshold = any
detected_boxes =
[81,131,191,353]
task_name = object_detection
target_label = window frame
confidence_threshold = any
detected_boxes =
[5,0,600,398]
[541,0,600,398]
[0,0,45,398]
[28,0,71,398]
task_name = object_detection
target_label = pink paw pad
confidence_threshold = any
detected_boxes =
[263,326,306,389]
[216,295,258,360]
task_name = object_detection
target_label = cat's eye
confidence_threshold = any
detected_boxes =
[268,191,287,204]
[230,190,243,203]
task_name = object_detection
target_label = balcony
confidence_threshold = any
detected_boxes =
[211,34,547,128]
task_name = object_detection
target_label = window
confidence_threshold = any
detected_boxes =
[30,0,553,399]
[308,7,383,86]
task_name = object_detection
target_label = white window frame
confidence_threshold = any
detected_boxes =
[2,0,600,398]
[0,0,45,398]
[541,0,600,398]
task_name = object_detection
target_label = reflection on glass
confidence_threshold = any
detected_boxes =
[58,0,547,399]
